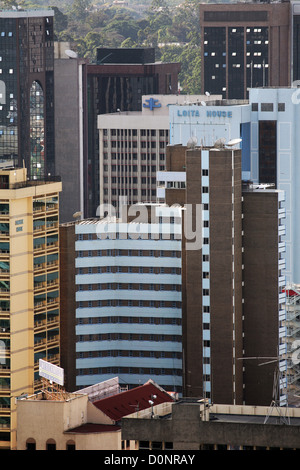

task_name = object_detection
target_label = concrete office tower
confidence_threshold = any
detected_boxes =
[98,94,221,216]
[0,10,55,179]
[54,44,87,223]
[199,1,291,99]
[60,206,183,393]
[185,146,243,404]
[86,48,181,219]
[242,186,287,407]
[168,99,251,180]
[163,144,285,406]
[249,87,300,285]
[0,165,62,450]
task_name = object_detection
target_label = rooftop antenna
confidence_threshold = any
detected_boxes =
[187,135,198,149]
[226,138,242,148]
[65,49,78,59]
[213,137,226,149]
[239,356,290,425]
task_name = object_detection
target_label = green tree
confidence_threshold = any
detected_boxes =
[69,0,92,22]
[51,6,68,36]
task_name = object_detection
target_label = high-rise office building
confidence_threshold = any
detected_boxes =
[249,86,300,285]
[0,10,55,179]
[54,43,87,224]
[163,144,286,406]
[0,165,61,450]
[60,206,183,394]
[242,185,287,406]
[53,47,181,222]
[86,48,181,218]
[199,1,291,99]
[98,93,220,216]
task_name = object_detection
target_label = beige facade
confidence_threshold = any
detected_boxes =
[0,167,62,449]
[16,390,135,450]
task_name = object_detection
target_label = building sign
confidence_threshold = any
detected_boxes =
[143,98,161,111]
[176,109,232,118]
[39,359,64,386]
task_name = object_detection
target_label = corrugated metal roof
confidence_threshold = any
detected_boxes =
[93,380,174,421]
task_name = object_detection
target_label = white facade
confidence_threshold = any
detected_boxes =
[75,206,183,393]
[249,87,300,284]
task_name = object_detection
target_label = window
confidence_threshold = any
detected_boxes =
[261,103,273,112]
[46,439,56,450]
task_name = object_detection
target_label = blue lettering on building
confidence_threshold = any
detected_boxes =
[206,110,232,118]
[176,109,233,118]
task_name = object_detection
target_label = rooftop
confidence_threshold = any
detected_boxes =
[0,9,54,18]
[65,423,121,434]
[93,379,175,422]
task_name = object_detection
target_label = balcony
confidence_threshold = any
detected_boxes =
[34,263,45,272]
[34,338,47,352]
[34,319,47,331]
[0,366,10,378]
[47,335,59,345]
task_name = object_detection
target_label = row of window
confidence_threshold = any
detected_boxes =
[108,188,157,197]
[77,316,181,325]
[78,267,181,275]
[105,141,166,149]
[77,349,181,358]
[77,333,181,342]
[105,129,169,137]
[103,164,165,172]
[77,300,180,308]
[251,102,285,112]
[106,176,158,184]
[77,366,182,376]
[105,154,166,162]
[104,153,165,160]
[77,283,180,291]
[77,249,181,258]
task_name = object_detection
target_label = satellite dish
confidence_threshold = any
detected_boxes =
[73,211,82,219]
[187,136,198,149]
[226,138,242,147]
[65,49,78,59]
[213,137,226,148]
[205,91,210,97]
[201,101,206,106]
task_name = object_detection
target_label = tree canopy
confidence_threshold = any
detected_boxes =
[0,0,203,93]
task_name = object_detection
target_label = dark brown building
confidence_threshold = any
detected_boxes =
[242,187,285,406]
[59,223,77,392]
[165,145,244,404]
[164,144,284,406]
[200,1,291,99]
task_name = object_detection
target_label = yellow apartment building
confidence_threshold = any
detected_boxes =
[0,165,62,450]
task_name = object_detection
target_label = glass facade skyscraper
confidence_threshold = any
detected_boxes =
[0,10,55,179]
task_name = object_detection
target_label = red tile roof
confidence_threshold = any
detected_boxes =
[66,423,121,434]
[93,380,174,421]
